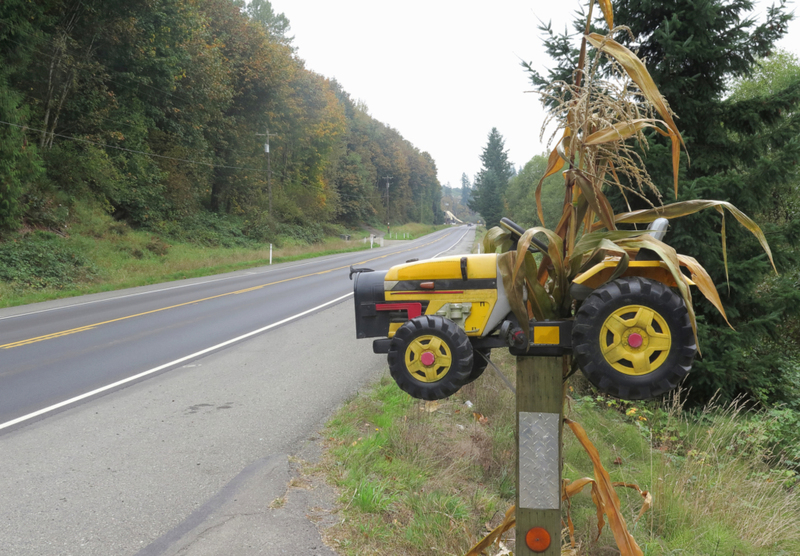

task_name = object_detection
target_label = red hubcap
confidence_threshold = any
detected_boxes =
[628,333,644,348]
[420,351,436,366]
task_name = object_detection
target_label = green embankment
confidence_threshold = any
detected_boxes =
[0,206,445,308]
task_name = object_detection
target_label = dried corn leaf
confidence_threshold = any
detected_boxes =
[716,206,729,291]
[678,254,731,328]
[498,251,530,339]
[562,477,598,548]
[482,226,513,254]
[597,0,614,29]
[537,129,571,227]
[524,252,555,320]
[565,418,644,556]
[569,169,616,232]
[612,482,653,523]
[585,33,685,197]
[513,227,562,283]
[614,200,776,273]
[539,197,589,290]
[464,505,516,556]
[584,119,668,146]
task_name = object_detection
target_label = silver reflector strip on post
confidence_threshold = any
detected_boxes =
[519,412,560,509]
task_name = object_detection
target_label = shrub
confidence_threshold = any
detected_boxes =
[0,232,98,288]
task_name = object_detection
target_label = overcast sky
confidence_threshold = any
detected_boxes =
[270,0,800,190]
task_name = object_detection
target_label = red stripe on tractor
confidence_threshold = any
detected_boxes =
[376,302,422,319]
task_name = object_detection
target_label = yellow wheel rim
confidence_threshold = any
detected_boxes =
[599,305,672,376]
[405,335,452,383]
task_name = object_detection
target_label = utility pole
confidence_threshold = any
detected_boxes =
[256,128,279,217]
[383,176,392,224]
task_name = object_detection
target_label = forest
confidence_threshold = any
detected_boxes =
[0,0,443,243]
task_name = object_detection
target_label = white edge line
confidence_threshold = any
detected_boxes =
[433,226,471,258]
[0,292,354,432]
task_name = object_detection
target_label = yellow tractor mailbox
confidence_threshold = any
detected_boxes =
[351,217,696,401]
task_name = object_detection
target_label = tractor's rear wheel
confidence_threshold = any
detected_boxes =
[572,277,696,400]
[388,315,473,400]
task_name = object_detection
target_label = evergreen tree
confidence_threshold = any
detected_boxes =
[529,0,800,404]
[460,172,471,206]
[504,154,567,229]
[469,128,513,228]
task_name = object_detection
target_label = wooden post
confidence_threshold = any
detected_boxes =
[516,356,562,555]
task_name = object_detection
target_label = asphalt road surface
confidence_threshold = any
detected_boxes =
[0,226,476,555]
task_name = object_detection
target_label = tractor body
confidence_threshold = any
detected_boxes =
[351,218,697,402]
[354,254,511,350]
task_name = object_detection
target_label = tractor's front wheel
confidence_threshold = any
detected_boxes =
[388,315,473,400]
[572,277,696,400]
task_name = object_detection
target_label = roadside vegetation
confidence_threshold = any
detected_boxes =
[0,203,446,308]
[318,352,800,556]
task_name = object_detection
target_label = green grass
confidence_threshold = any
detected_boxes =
[384,222,450,240]
[320,352,518,556]
[0,204,455,308]
[0,210,385,308]
[319,354,800,555]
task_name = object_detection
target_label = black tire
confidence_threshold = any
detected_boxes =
[572,277,696,400]
[464,348,490,385]
[387,315,473,400]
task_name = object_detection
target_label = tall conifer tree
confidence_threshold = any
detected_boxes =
[469,128,513,228]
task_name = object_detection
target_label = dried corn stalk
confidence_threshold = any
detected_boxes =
[483,0,775,346]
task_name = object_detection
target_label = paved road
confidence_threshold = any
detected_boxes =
[0,226,475,555]
[0,226,472,431]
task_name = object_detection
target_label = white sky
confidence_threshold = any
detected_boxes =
[271,0,800,190]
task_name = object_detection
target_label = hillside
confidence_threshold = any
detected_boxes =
[0,0,443,246]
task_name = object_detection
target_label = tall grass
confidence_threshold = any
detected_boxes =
[649,396,800,552]
[562,389,800,555]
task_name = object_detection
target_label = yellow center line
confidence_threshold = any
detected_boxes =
[1,232,455,350]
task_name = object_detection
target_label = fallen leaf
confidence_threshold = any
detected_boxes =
[473,412,489,425]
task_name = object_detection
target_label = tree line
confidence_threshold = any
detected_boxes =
[0,0,443,238]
